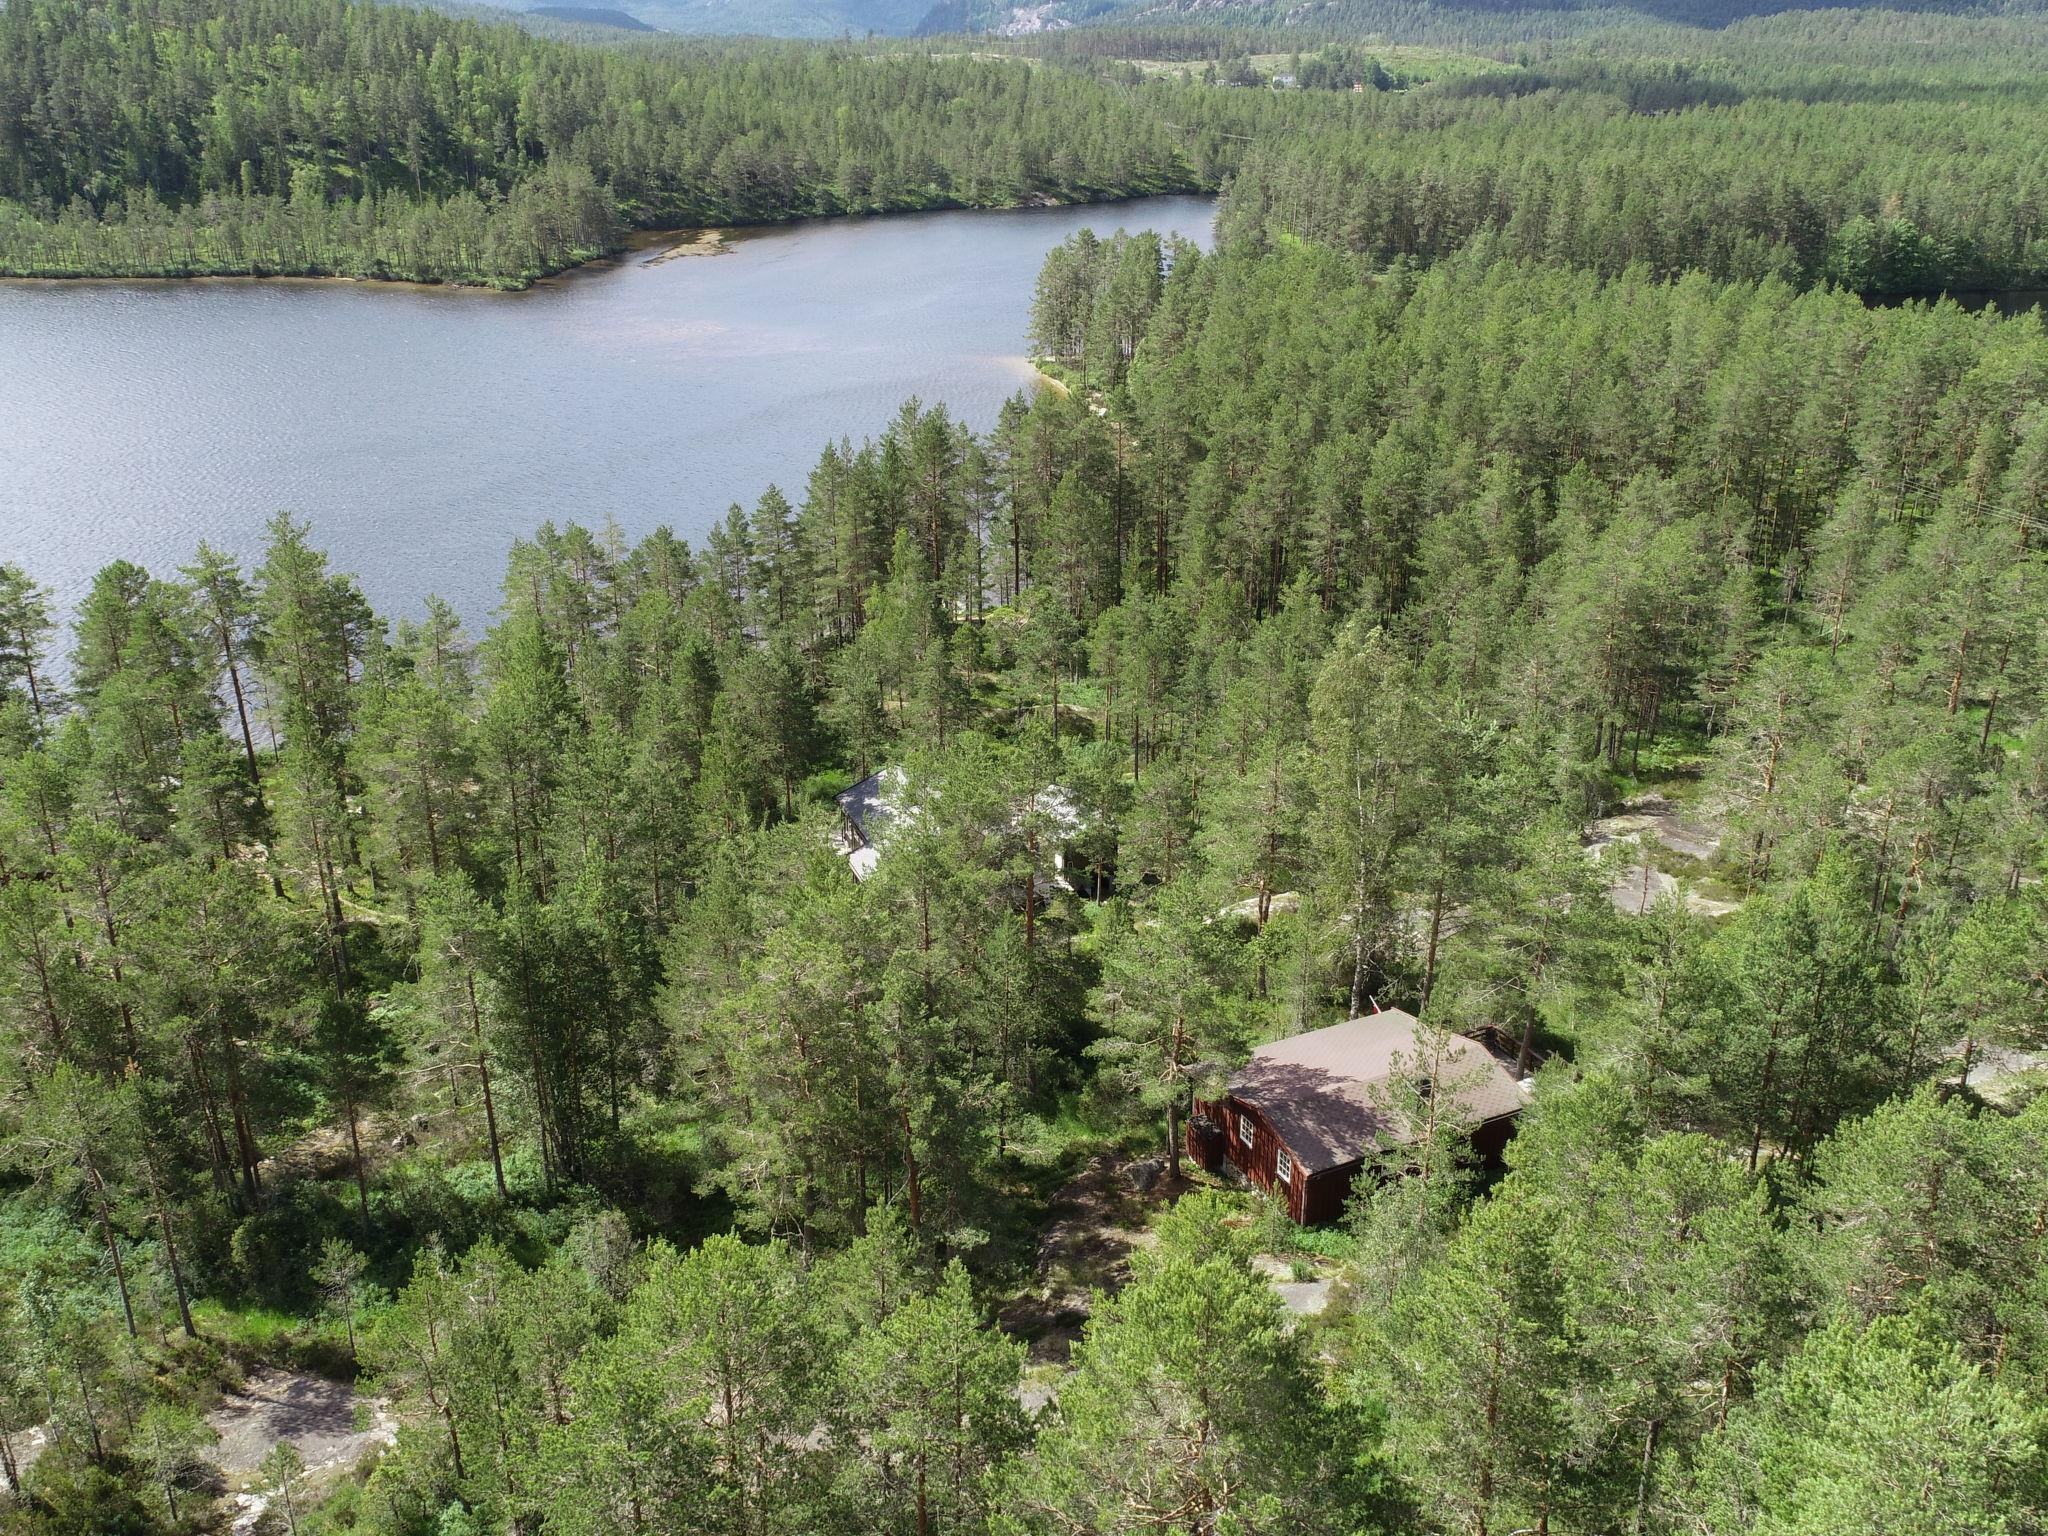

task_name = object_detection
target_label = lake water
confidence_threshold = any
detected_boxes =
[0,195,1215,632]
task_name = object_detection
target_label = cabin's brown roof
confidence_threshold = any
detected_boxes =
[1227,1009,1526,1173]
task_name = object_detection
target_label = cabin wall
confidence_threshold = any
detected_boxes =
[1472,1112,1518,1163]
[1195,1094,1307,1222]
[1190,1099,1524,1226]
[1299,1164,1359,1225]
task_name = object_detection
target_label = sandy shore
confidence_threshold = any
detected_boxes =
[638,227,732,265]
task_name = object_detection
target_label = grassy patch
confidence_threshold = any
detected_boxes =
[1246,1196,1362,1263]
[190,1299,322,1368]
[1604,723,1716,803]
[1028,356,1082,393]
[1354,43,1527,82]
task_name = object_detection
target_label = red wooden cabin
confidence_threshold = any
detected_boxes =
[1189,1009,1528,1224]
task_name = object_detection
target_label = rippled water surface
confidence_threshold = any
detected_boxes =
[1,196,1214,628]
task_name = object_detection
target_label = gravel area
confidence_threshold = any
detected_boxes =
[1252,1254,1334,1321]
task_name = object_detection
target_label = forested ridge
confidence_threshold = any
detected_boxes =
[1219,60,2048,294]
[928,0,2048,44]
[12,0,2048,293]
[0,0,1338,284]
[1026,8,2048,295]
[1081,0,2047,35]
[9,0,2048,1533]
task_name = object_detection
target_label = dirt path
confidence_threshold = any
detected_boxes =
[999,1153,1165,1366]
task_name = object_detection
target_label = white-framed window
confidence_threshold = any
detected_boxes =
[1274,1147,1294,1185]
[1238,1110,1256,1145]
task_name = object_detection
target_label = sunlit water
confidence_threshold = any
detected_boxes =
[0,196,1215,631]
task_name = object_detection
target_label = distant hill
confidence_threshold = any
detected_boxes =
[928,0,2038,37]
[526,3,658,25]
[615,0,937,34]
[429,0,2048,41]
[915,0,1119,34]
[528,3,655,25]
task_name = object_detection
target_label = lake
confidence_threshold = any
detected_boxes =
[0,195,1216,632]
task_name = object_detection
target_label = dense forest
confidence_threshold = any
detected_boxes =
[7,218,2048,1532]
[13,0,2048,291]
[8,0,2048,1533]
[1220,59,2048,293]
[1091,0,2043,33]
[0,0,1342,283]
[933,0,2048,42]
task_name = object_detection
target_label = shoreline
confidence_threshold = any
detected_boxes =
[1027,359,1072,396]
[634,226,734,266]
[0,186,1215,297]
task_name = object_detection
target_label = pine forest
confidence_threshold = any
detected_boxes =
[3,0,2048,1533]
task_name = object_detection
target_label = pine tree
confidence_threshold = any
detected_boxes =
[1691,1315,2048,1536]
[1087,879,1244,1177]
[1001,1193,1385,1536]
[839,1262,1026,1536]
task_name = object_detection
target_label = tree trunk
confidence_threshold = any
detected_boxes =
[224,641,261,782]
[187,1034,235,1193]
[347,1098,372,1237]
[1168,1011,1188,1181]
[16,624,46,730]
[1632,1419,1661,1536]
[75,1365,106,1461]
[464,974,508,1199]
[217,1017,263,1196]
[443,1405,466,1482]
[1747,1033,1783,1174]
[145,1159,197,1339]
[87,1164,138,1338]
[898,1104,924,1231]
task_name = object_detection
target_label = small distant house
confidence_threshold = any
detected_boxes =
[835,767,905,881]
[832,768,1108,892]
[1188,1009,1528,1224]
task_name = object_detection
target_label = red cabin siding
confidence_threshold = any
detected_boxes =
[1298,1166,1353,1225]
[1191,1093,1522,1226]
[1195,1094,1308,1221]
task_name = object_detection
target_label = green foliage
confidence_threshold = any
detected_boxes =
[1217,16,2048,294]
[8,23,2048,1531]
[1086,877,1246,1172]
[1691,1314,2048,1535]
[0,0,1337,285]
[999,1192,1395,1535]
